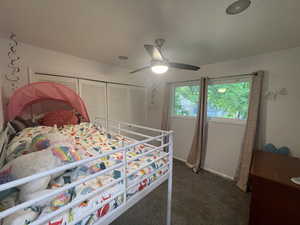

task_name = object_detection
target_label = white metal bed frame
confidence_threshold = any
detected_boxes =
[0,119,173,225]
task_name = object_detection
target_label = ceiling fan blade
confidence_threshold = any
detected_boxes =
[130,66,151,74]
[144,44,163,61]
[169,62,200,71]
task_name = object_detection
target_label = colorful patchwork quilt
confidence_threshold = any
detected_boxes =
[2,123,169,225]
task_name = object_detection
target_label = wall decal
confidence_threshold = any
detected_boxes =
[265,88,288,101]
[149,80,161,108]
[4,33,21,91]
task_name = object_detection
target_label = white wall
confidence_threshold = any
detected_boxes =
[0,36,146,96]
[147,47,300,178]
[0,36,148,125]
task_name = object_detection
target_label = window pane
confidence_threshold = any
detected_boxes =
[173,85,200,116]
[207,81,250,120]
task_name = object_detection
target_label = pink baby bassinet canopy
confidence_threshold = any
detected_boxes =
[7,82,90,121]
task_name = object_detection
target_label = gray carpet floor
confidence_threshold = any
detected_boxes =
[111,160,250,225]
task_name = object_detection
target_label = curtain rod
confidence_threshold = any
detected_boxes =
[34,72,145,88]
[168,72,257,85]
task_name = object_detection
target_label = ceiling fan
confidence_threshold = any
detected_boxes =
[130,39,200,74]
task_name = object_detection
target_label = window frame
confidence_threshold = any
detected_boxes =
[169,78,252,124]
[170,81,200,119]
[207,77,252,124]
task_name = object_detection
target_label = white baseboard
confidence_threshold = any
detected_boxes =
[173,156,234,180]
[173,155,186,162]
[203,167,234,180]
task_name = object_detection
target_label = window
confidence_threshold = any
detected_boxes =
[170,79,251,121]
[172,84,200,117]
[207,80,250,120]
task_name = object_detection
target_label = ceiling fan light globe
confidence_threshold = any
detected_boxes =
[151,65,169,74]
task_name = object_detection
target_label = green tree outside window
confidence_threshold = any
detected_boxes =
[172,81,250,120]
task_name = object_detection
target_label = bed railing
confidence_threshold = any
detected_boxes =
[0,119,174,225]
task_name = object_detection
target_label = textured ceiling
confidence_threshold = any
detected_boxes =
[1,0,300,69]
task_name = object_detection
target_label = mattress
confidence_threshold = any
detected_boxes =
[1,123,169,225]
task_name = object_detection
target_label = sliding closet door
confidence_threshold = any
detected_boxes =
[107,84,147,125]
[128,86,147,125]
[79,80,107,122]
[30,74,79,93]
[107,84,130,122]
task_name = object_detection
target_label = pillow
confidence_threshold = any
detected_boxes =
[46,132,72,144]
[0,166,18,201]
[263,143,290,155]
[6,122,17,138]
[8,116,37,133]
[51,145,81,163]
[32,113,45,124]
[19,189,53,206]
[0,190,18,211]
[8,120,27,133]
[2,208,38,225]
[30,133,51,152]
[40,110,79,128]
[6,140,31,162]
[0,127,10,168]
[6,131,72,163]
[6,126,60,162]
[1,149,63,196]
[0,166,14,184]
[46,132,84,163]
[18,117,37,128]
[19,188,72,209]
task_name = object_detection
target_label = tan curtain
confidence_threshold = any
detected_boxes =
[161,83,172,130]
[236,71,264,191]
[186,77,208,173]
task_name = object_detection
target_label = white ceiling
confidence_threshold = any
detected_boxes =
[1,0,300,69]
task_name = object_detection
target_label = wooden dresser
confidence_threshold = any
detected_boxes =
[249,151,300,225]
